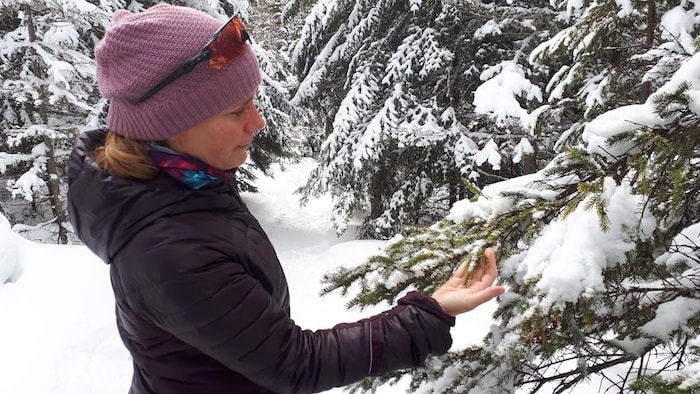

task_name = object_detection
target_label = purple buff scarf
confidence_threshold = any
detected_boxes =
[148,145,235,190]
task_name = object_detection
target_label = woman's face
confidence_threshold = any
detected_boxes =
[165,92,265,170]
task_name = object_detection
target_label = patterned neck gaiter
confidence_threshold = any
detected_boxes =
[147,145,236,190]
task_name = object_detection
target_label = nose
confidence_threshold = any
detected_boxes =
[254,108,266,133]
[249,106,266,133]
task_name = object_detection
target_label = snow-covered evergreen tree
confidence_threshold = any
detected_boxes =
[530,0,695,147]
[246,19,309,188]
[323,1,700,392]
[288,0,561,238]
[0,0,108,243]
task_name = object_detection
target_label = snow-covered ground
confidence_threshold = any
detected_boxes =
[0,158,500,394]
[4,158,653,393]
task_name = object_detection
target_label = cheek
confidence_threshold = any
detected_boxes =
[209,130,243,156]
[208,138,230,158]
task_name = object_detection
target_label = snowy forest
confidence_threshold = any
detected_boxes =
[1,0,700,393]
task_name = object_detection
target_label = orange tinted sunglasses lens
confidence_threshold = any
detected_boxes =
[138,15,251,102]
[209,17,249,69]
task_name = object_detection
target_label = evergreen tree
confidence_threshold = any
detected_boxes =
[288,0,561,239]
[0,0,108,243]
[530,0,690,146]
[322,1,700,392]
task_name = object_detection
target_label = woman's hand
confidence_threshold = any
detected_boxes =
[431,248,505,317]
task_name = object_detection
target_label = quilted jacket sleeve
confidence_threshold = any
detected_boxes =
[119,217,454,394]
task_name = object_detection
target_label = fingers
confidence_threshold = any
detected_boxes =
[468,286,506,309]
[457,248,496,277]
[477,248,498,287]
[484,247,497,278]
[453,260,468,279]
[436,248,504,315]
[484,247,496,266]
[466,247,498,287]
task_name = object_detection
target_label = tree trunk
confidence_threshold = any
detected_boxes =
[24,4,69,244]
[639,0,656,102]
[368,174,385,221]
[521,138,538,175]
[42,136,69,244]
[449,182,457,206]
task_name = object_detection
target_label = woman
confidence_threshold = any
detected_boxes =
[67,4,505,393]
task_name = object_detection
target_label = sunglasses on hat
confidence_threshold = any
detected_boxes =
[139,15,251,102]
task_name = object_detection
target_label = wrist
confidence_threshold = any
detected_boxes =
[399,291,455,326]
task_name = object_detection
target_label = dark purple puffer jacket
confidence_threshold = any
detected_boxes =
[67,129,455,394]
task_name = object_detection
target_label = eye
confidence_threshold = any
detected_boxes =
[229,99,254,115]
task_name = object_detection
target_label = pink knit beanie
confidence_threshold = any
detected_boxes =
[95,4,261,140]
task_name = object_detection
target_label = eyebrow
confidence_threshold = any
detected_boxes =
[231,96,255,112]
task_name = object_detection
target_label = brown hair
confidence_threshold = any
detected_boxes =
[94,131,160,180]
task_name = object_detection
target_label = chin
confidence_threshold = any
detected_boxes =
[220,153,247,170]
[235,153,249,167]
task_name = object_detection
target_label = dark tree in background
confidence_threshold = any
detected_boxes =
[286,0,560,239]
[0,1,107,243]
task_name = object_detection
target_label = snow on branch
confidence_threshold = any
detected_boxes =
[0,152,31,173]
[9,167,47,202]
[473,61,542,131]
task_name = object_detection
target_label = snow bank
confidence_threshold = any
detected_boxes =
[0,213,21,283]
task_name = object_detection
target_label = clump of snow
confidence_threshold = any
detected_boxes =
[660,6,697,54]
[505,178,655,312]
[474,20,502,39]
[473,61,543,131]
[70,0,99,13]
[613,337,654,356]
[614,0,634,17]
[563,0,584,17]
[415,364,460,393]
[0,152,29,173]
[10,169,46,202]
[454,131,479,174]
[0,213,21,284]
[582,104,666,159]
[43,23,80,47]
[473,139,502,171]
[385,270,409,289]
[512,138,534,164]
[654,223,700,269]
[447,171,552,223]
[640,297,700,339]
[652,51,700,102]
[584,104,664,139]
